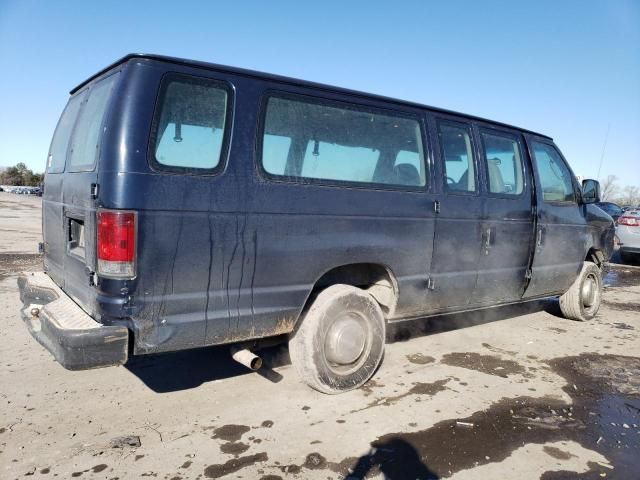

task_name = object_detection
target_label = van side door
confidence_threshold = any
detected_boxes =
[470,127,535,305]
[426,117,483,312]
[524,137,586,298]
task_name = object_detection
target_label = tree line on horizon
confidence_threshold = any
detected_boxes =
[599,175,640,206]
[0,163,44,187]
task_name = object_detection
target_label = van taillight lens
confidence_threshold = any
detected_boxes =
[97,209,136,277]
[618,216,639,227]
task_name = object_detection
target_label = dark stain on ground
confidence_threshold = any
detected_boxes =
[603,300,640,312]
[260,420,274,428]
[275,454,359,477]
[259,476,283,480]
[135,455,145,461]
[351,379,450,413]
[440,352,528,378]
[220,441,250,456]
[203,452,268,478]
[612,322,635,330]
[180,461,191,469]
[40,468,50,474]
[540,461,611,479]
[407,353,436,365]
[303,452,327,470]
[91,464,108,473]
[0,253,41,280]
[548,327,568,334]
[360,379,384,397]
[339,353,640,479]
[604,266,640,288]
[481,343,517,356]
[543,445,576,460]
[211,424,250,442]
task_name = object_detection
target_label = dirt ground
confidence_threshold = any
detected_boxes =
[1,190,639,480]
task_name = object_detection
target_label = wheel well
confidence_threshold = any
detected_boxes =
[311,263,398,317]
[586,248,605,268]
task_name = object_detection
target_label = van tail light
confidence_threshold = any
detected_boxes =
[97,209,137,278]
[617,216,639,227]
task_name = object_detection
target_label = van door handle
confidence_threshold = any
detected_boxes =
[536,227,545,247]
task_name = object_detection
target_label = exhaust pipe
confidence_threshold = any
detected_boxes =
[231,347,262,371]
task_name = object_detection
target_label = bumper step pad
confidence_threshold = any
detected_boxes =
[18,272,128,370]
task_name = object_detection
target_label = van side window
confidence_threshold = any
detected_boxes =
[481,132,524,196]
[152,76,229,172]
[47,91,86,173]
[68,73,119,172]
[531,141,575,202]
[438,122,476,192]
[261,96,426,188]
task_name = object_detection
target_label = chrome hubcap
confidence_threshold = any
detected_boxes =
[325,314,367,365]
[582,275,597,307]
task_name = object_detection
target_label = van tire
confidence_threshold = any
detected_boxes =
[289,284,385,394]
[559,261,602,321]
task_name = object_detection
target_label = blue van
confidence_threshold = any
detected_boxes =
[18,54,614,393]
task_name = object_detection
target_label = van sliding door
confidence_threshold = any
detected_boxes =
[427,118,483,312]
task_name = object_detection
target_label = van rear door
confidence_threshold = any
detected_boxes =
[43,73,119,313]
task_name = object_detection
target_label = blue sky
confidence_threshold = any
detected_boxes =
[1,0,638,187]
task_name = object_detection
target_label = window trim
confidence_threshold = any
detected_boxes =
[147,72,234,176]
[478,127,528,200]
[256,90,429,192]
[529,138,578,205]
[436,118,480,196]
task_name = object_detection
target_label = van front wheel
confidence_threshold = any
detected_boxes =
[289,284,385,394]
[559,261,603,321]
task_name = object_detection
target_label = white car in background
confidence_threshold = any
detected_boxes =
[617,210,640,263]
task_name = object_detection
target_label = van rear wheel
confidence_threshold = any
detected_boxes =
[559,261,603,321]
[289,284,385,394]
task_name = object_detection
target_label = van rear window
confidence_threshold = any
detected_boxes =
[261,96,426,188]
[68,73,119,172]
[47,92,85,173]
[151,75,229,173]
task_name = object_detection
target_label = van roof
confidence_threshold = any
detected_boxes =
[72,53,552,140]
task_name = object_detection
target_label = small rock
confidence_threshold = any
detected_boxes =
[109,435,141,448]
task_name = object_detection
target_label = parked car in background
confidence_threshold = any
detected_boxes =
[18,54,614,394]
[617,210,640,263]
[596,202,623,221]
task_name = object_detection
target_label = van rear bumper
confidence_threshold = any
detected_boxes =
[17,272,128,370]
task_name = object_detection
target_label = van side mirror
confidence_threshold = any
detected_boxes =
[581,179,600,204]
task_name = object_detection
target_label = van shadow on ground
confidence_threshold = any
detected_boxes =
[125,298,560,393]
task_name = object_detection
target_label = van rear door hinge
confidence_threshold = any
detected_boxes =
[90,183,99,199]
[434,200,441,214]
[525,269,532,280]
[427,278,435,290]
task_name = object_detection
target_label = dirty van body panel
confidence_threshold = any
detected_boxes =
[42,174,65,288]
[470,126,535,305]
[96,63,437,353]
[31,54,615,372]
[96,61,242,353]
